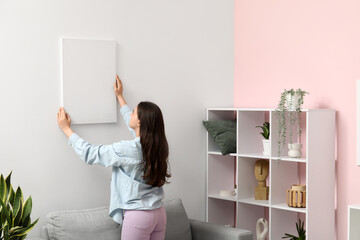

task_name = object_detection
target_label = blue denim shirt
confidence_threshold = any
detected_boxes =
[68,105,164,224]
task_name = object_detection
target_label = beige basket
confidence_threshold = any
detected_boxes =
[286,184,306,208]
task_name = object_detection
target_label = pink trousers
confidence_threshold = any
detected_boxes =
[121,207,167,240]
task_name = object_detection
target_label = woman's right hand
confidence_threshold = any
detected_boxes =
[114,75,123,97]
[57,107,74,138]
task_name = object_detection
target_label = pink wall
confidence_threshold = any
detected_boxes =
[234,0,360,239]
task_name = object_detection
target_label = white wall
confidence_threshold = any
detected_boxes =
[0,0,233,237]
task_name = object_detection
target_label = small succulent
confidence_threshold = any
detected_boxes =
[282,219,306,240]
[256,122,270,140]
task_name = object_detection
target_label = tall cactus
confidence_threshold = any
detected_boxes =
[0,172,38,240]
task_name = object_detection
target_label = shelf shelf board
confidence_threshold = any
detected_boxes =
[237,197,269,207]
[237,153,270,159]
[271,203,306,213]
[207,107,273,111]
[208,151,237,157]
[208,193,237,202]
[271,156,307,163]
[207,107,335,112]
[208,151,222,156]
[235,153,306,162]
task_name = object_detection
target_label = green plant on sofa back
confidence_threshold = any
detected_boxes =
[0,172,39,240]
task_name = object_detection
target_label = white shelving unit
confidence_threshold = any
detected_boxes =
[205,108,335,240]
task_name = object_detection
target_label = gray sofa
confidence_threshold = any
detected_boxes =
[30,198,252,240]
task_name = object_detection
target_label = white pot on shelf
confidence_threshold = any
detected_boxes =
[286,93,300,111]
[262,139,270,156]
[288,143,302,158]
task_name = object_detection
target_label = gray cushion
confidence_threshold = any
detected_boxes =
[46,206,121,240]
[202,120,236,155]
[163,198,192,240]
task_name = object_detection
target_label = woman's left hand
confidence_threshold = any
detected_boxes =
[57,107,74,138]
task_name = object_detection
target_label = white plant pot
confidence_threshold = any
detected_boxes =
[262,139,270,156]
[288,143,302,158]
[286,93,300,111]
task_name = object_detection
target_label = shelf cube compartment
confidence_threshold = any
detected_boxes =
[206,110,237,153]
[237,111,269,155]
[207,154,236,197]
[207,198,236,227]
[270,111,307,158]
[237,157,270,203]
[237,203,269,239]
[271,208,306,240]
[270,160,305,206]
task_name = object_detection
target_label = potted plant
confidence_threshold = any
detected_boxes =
[276,89,308,157]
[282,218,306,240]
[256,121,270,156]
[0,172,39,240]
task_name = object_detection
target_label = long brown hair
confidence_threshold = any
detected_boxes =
[137,101,171,187]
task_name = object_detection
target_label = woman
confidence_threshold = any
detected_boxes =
[57,75,171,240]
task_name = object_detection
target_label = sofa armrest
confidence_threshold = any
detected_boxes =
[189,219,253,240]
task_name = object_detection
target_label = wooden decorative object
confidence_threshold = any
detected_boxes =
[254,160,269,200]
[287,184,306,208]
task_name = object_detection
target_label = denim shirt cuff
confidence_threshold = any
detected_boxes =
[68,133,80,147]
[120,105,131,116]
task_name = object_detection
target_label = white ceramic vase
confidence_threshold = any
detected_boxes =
[288,143,302,158]
[262,139,270,156]
[256,218,269,240]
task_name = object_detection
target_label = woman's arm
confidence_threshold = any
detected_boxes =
[114,75,127,107]
[68,134,127,167]
[113,75,136,137]
[57,107,126,167]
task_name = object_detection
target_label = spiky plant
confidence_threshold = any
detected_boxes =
[256,121,270,140]
[0,172,39,240]
[282,218,306,240]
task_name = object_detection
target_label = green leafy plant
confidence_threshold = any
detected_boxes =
[256,122,270,140]
[0,172,39,240]
[276,89,308,156]
[282,218,306,240]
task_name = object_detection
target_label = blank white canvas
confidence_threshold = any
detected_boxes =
[61,38,117,124]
